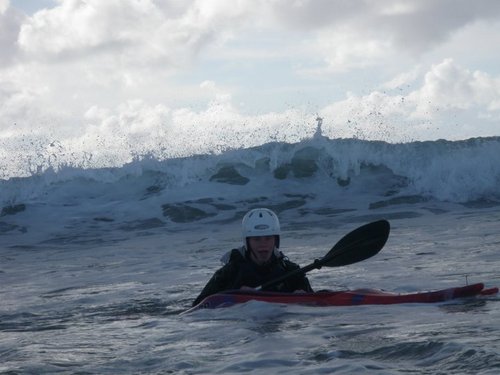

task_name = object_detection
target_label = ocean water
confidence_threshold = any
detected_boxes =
[1,135,500,374]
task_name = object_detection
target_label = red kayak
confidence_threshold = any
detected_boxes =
[186,283,498,313]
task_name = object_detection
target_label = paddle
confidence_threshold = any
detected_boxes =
[257,219,390,290]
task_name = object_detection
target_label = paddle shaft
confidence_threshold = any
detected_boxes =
[258,259,323,290]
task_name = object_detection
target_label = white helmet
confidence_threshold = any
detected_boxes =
[242,208,280,248]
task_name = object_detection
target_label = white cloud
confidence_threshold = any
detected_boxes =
[317,59,500,141]
[269,0,500,72]
[8,1,500,72]
[18,0,173,62]
[409,59,500,117]
[380,67,422,90]
[16,0,260,66]
[0,1,24,66]
[300,28,392,74]
[0,0,266,119]
[0,0,9,13]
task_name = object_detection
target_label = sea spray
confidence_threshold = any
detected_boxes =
[1,136,499,208]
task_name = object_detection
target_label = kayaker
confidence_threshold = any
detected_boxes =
[192,208,313,306]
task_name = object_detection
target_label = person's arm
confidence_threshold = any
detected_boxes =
[192,265,233,306]
[296,275,314,293]
[284,261,314,293]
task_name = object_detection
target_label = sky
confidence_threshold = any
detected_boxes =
[1,0,500,175]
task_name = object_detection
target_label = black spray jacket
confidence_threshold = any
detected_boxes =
[192,247,313,306]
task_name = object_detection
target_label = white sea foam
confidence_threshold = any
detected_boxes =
[1,136,499,209]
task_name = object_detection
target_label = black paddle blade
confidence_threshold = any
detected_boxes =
[322,219,390,267]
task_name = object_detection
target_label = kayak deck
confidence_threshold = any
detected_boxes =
[186,283,498,313]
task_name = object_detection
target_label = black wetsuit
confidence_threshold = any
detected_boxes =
[192,248,313,306]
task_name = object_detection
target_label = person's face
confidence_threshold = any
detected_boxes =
[248,235,275,265]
